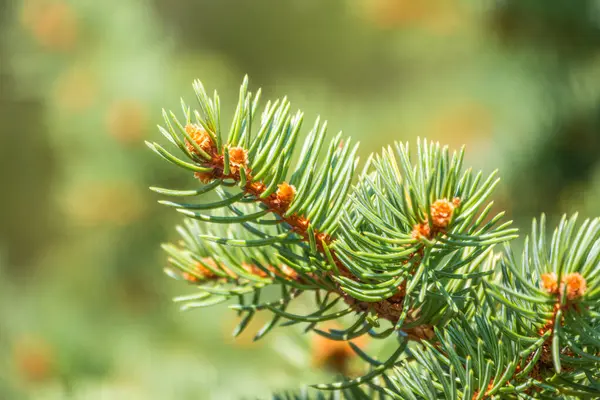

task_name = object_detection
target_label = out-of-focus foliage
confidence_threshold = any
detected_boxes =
[0,0,599,398]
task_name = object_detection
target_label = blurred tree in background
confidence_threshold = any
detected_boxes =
[0,0,598,398]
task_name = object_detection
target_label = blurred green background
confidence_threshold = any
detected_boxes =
[1,0,600,398]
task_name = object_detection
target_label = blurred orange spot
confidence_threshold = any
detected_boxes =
[63,182,147,227]
[107,100,148,146]
[365,0,427,28]
[21,0,78,52]
[429,102,493,148]
[311,323,368,376]
[362,0,462,34]
[54,66,97,112]
[13,336,55,383]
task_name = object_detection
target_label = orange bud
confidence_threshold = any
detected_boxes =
[194,171,214,183]
[182,272,200,283]
[561,273,586,300]
[195,259,217,279]
[430,198,458,229]
[275,264,299,281]
[541,272,559,295]
[185,124,214,154]
[229,147,248,168]
[412,221,431,240]
[242,263,268,278]
[276,182,296,207]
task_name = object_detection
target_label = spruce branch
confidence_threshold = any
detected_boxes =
[485,214,600,392]
[338,216,600,399]
[148,76,522,392]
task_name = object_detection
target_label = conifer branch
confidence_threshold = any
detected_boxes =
[147,77,598,396]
